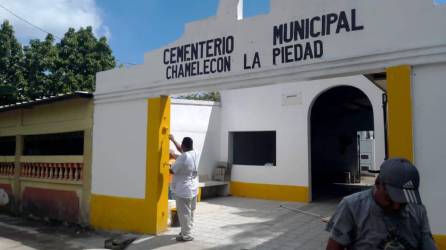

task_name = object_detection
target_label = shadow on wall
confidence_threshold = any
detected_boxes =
[170,100,221,179]
[198,105,221,179]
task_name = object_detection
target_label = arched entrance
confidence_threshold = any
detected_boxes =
[310,86,374,201]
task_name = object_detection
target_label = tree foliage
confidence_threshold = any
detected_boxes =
[23,34,58,99]
[177,91,221,102]
[0,21,115,106]
[0,21,26,105]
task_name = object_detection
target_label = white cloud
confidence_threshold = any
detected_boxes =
[0,0,110,43]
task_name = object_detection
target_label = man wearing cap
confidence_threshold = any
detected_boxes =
[326,158,437,250]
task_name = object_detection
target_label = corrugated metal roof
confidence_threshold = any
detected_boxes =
[0,91,93,113]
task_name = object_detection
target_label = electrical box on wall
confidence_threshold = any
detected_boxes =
[357,131,377,174]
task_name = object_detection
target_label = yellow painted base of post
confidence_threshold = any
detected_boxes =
[434,234,446,250]
[230,181,309,202]
[197,187,202,202]
[90,194,150,233]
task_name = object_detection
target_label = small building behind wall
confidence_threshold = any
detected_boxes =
[220,75,385,202]
[0,92,93,224]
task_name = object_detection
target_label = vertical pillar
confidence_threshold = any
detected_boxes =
[81,128,92,225]
[386,65,413,161]
[146,96,170,234]
[12,134,23,214]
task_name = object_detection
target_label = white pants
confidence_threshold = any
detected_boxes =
[174,194,197,237]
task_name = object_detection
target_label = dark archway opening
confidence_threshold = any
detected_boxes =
[310,86,374,201]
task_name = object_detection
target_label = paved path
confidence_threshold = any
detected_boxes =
[0,196,340,250]
[0,214,114,250]
[129,197,339,250]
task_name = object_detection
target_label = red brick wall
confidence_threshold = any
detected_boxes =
[22,187,80,223]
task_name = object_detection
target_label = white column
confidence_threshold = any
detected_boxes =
[412,62,446,235]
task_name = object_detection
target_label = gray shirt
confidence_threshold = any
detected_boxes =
[326,189,437,250]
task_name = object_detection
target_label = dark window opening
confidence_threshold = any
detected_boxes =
[0,136,16,156]
[23,131,84,155]
[231,131,276,166]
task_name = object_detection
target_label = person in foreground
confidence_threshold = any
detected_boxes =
[326,158,437,250]
[169,135,199,242]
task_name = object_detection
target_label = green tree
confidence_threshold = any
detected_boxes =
[1,22,116,105]
[178,91,221,102]
[54,27,115,93]
[23,34,58,99]
[0,20,26,105]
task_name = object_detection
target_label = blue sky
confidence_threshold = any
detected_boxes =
[96,0,219,65]
[96,0,269,65]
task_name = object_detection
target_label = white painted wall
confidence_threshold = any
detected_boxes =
[92,98,221,198]
[220,75,385,187]
[412,63,446,235]
[170,99,221,179]
[92,99,148,198]
[93,75,387,198]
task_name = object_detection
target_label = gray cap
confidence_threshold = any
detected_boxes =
[379,158,421,204]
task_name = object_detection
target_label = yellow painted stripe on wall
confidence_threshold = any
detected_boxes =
[434,234,446,250]
[386,65,414,161]
[90,194,150,233]
[230,181,309,202]
[146,96,170,234]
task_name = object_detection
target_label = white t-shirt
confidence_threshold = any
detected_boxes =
[171,150,199,199]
